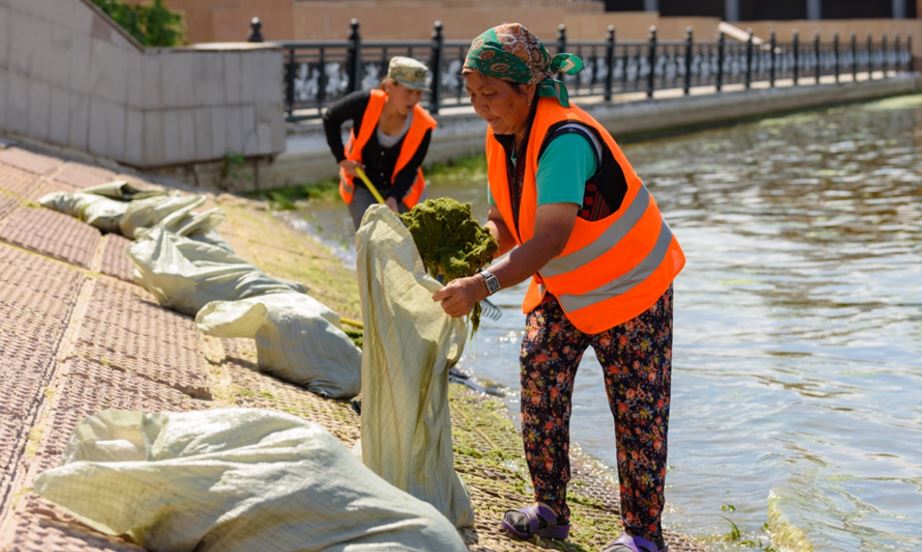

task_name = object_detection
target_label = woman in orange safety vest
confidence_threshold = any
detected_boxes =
[432,24,685,552]
[322,56,436,230]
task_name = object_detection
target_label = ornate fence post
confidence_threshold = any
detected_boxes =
[894,34,901,74]
[248,17,264,42]
[745,28,754,89]
[285,47,295,119]
[604,26,615,102]
[647,26,657,98]
[908,35,914,71]
[555,23,567,86]
[769,30,776,87]
[683,27,693,95]
[882,34,888,76]
[429,20,444,115]
[814,31,821,84]
[346,19,361,94]
[716,31,725,92]
[833,33,840,83]
[793,30,800,85]
[317,47,326,109]
[867,32,874,79]
[850,32,857,81]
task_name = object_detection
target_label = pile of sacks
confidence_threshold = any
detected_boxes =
[38,188,478,550]
[41,182,360,399]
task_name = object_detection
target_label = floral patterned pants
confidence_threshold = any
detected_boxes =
[519,286,673,541]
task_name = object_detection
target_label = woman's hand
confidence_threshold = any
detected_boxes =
[338,159,363,177]
[432,275,489,318]
[385,197,400,212]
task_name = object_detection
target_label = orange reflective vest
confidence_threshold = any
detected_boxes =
[339,89,436,209]
[486,97,685,334]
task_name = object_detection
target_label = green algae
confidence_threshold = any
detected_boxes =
[399,197,497,283]
[399,197,497,332]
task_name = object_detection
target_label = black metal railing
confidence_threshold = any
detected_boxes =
[264,19,916,122]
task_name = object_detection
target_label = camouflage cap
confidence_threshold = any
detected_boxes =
[387,56,431,91]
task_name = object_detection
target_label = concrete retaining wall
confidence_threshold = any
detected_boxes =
[264,74,922,191]
[0,0,285,169]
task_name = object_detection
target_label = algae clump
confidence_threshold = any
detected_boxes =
[399,197,497,331]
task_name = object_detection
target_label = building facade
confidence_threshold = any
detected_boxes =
[604,0,919,21]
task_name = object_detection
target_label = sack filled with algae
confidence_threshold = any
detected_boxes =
[356,205,475,528]
[398,197,496,332]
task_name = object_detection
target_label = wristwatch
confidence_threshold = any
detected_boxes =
[479,269,501,295]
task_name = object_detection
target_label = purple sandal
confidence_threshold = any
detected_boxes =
[500,503,570,540]
[602,532,669,552]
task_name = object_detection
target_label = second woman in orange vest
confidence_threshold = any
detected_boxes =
[322,56,436,230]
[433,24,685,552]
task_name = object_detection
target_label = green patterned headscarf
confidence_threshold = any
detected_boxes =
[462,23,584,107]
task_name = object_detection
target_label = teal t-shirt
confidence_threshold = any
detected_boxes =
[488,133,598,207]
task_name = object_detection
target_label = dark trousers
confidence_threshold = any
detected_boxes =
[346,186,407,230]
[519,286,673,541]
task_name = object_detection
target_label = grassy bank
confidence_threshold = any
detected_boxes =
[211,192,703,551]
[246,155,488,212]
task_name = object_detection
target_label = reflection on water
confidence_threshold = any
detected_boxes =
[295,94,922,550]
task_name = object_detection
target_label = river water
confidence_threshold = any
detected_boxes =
[295,94,922,550]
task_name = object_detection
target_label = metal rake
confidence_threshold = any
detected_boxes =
[479,298,502,321]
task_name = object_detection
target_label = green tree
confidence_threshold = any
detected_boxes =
[92,0,185,47]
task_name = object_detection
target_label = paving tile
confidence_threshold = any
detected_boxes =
[39,179,82,194]
[0,344,57,419]
[0,414,29,495]
[0,148,63,176]
[1,355,209,552]
[31,358,210,476]
[221,338,361,446]
[0,291,76,333]
[98,234,135,282]
[0,196,19,220]
[0,247,82,516]
[0,162,56,201]
[0,206,101,268]
[3,494,142,552]
[49,162,118,190]
[73,279,211,399]
[0,244,83,334]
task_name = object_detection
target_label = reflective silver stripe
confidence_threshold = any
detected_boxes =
[558,220,673,312]
[541,186,651,278]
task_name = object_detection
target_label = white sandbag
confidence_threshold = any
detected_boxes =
[34,408,468,552]
[118,193,205,239]
[135,196,232,251]
[80,180,165,201]
[355,205,475,528]
[39,184,224,246]
[196,292,361,399]
[129,227,306,317]
[39,191,129,233]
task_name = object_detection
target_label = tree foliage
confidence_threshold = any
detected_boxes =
[92,0,185,47]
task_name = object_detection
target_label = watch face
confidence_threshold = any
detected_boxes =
[485,273,500,294]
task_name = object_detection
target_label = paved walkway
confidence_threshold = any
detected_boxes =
[0,141,704,552]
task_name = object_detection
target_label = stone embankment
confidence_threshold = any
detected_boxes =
[0,140,704,551]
